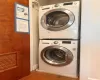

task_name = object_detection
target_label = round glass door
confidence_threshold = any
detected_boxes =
[41,46,73,66]
[41,9,75,31]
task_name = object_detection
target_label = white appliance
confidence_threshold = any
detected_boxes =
[38,40,78,78]
[39,1,80,39]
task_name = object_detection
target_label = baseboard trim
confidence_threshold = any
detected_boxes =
[36,69,78,78]
[36,69,45,72]
[32,64,38,70]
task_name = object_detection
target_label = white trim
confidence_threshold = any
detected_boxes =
[29,0,39,71]
[29,0,33,72]
[30,0,36,72]
[36,69,77,78]
[88,78,99,80]
[32,64,38,70]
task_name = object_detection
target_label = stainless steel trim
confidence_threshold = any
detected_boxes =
[41,46,73,66]
[41,8,75,31]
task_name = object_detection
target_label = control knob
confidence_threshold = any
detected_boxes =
[54,41,58,44]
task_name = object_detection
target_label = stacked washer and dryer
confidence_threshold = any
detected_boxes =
[38,1,80,78]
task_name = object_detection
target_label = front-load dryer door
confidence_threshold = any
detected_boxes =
[41,46,73,66]
[41,9,75,31]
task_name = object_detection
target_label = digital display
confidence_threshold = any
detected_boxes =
[62,41,71,44]
[63,2,73,5]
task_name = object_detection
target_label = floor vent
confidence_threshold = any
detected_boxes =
[0,52,18,72]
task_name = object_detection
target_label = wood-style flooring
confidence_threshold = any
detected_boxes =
[20,71,79,80]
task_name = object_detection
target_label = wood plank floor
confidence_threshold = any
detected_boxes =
[20,71,79,80]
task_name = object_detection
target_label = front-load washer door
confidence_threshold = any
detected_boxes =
[41,9,75,31]
[41,46,73,66]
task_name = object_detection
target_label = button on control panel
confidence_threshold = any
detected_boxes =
[54,41,58,44]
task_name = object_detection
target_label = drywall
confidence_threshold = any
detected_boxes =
[80,0,100,80]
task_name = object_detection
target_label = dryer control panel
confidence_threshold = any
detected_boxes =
[40,1,80,10]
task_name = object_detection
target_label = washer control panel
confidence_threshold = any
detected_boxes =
[62,41,71,44]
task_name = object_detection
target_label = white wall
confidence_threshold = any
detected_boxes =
[80,0,100,80]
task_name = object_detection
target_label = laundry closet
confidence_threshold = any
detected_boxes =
[30,0,100,80]
[30,0,81,78]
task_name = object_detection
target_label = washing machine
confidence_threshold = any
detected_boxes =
[38,40,78,78]
[39,1,80,39]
